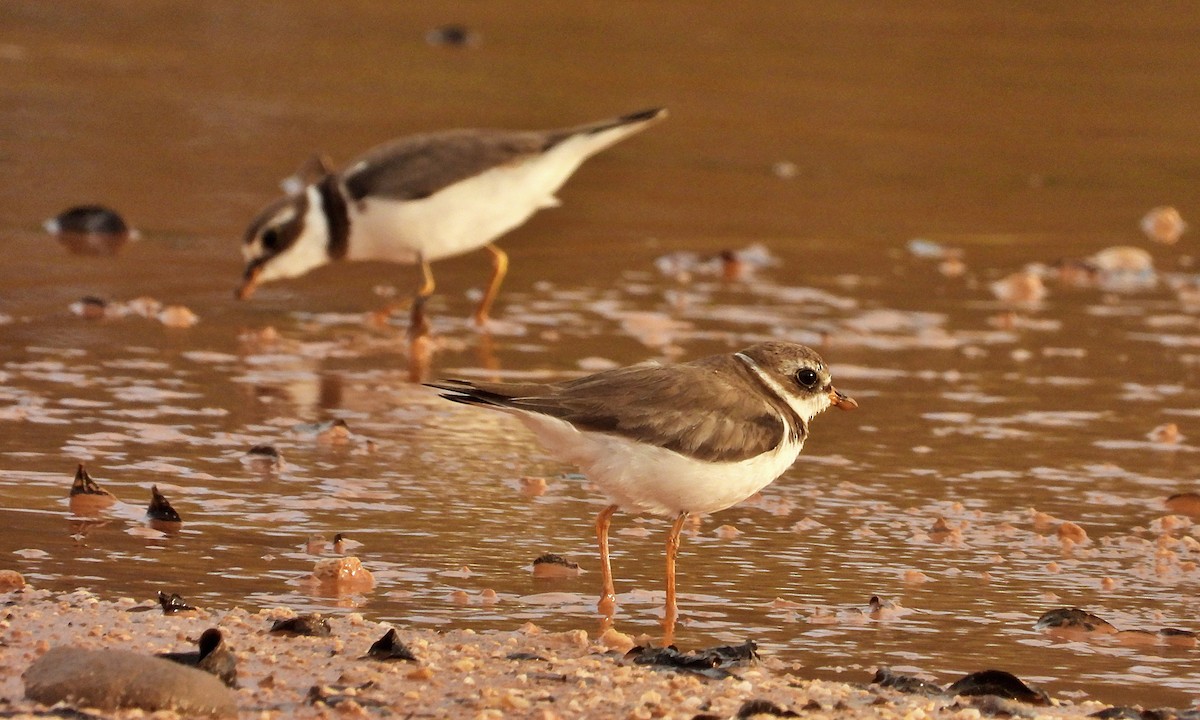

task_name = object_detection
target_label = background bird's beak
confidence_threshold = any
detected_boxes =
[236,266,261,300]
[829,388,858,410]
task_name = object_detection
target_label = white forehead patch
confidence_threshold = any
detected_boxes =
[273,205,298,226]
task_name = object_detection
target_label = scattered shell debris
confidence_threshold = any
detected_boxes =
[69,294,197,326]
[653,243,778,283]
[0,589,1154,719]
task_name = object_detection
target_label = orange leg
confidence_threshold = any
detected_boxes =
[473,243,508,326]
[417,257,436,299]
[406,257,436,339]
[370,257,437,330]
[596,504,619,617]
[662,512,688,646]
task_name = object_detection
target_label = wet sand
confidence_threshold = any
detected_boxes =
[0,584,1136,720]
[4,2,1200,714]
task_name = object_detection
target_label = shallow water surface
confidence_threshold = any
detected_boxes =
[2,2,1200,710]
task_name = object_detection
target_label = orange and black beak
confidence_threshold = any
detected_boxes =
[236,261,264,300]
[829,387,858,410]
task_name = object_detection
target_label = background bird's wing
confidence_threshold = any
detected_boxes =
[342,129,553,202]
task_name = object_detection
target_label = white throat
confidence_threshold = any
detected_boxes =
[258,186,335,282]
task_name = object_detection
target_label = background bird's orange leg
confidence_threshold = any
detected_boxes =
[473,243,508,326]
[662,511,688,646]
[369,257,437,331]
[596,504,619,617]
[402,258,436,382]
[407,257,436,339]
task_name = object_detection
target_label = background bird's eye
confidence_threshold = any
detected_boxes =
[260,228,280,251]
[795,368,819,389]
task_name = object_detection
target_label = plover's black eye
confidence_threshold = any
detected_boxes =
[260,228,280,251]
[795,367,820,389]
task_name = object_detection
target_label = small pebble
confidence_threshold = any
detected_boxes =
[303,556,376,592]
[1141,206,1187,244]
[44,204,135,255]
[362,628,417,662]
[715,524,742,540]
[270,613,332,637]
[532,554,581,579]
[0,569,25,591]
[1147,423,1181,444]
[159,305,199,328]
[146,485,182,523]
[425,23,478,47]
[68,464,117,514]
[990,270,1047,304]
[70,296,109,320]
[1057,521,1088,544]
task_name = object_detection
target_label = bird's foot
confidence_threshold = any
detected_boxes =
[597,593,617,619]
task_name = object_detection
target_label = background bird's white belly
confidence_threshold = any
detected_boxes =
[515,412,804,516]
[347,140,599,264]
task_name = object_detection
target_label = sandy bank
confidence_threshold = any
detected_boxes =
[0,585,1117,719]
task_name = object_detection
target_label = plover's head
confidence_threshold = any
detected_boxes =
[736,342,857,423]
[237,184,336,300]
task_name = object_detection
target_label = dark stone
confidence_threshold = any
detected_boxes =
[1089,707,1180,720]
[45,206,132,256]
[532,553,579,569]
[735,698,799,718]
[146,486,181,522]
[1034,607,1116,632]
[625,640,758,679]
[157,628,238,687]
[871,667,944,695]
[69,465,113,498]
[362,628,416,662]
[425,24,477,47]
[305,681,385,708]
[48,206,129,235]
[270,613,332,637]
[505,651,548,661]
[946,669,1049,705]
[157,591,196,615]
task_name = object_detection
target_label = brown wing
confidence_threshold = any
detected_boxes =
[342,109,664,203]
[432,356,787,463]
[342,129,553,202]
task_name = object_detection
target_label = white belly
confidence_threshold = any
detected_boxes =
[515,412,803,517]
[346,138,598,264]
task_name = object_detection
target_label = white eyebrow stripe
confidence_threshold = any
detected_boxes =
[734,351,829,425]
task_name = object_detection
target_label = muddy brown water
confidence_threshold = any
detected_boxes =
[3,2,1200,710]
